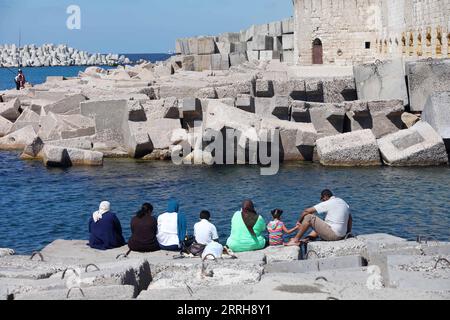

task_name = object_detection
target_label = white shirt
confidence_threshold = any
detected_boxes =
[314,197,350,238]
[157,212,179,247]
[194,219,219,245]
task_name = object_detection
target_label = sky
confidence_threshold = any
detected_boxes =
[0,0,293,54]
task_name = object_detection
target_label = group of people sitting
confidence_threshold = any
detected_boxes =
[88,189,353,255]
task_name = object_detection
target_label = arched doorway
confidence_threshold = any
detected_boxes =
[312,38,323,64]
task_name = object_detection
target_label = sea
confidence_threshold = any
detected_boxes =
[0,53,172,91]
[0,151,449,254]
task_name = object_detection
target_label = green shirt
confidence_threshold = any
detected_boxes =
[226,211,266,253]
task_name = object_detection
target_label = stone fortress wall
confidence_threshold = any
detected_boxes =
[293,0,450,65]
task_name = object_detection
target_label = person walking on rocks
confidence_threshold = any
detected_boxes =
[285,190,353,246]
[156,199,187,251]
[88,201,126,250]
[14,69,26,90]
[128,203,160,253]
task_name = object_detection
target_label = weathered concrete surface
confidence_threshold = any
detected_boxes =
[377,121,449,166]
[9,108,40,133]
[307,102,346,137]
[80,99,128,144]
[0,255,66,280]
[406,59,450,112]
[38,112,95,141]
[0,98,21,122]
[148,260,264,290]
[0,115,13,137]
[367,100,404,138]
[138,269,448,300]
[15,285,135,300]
[387,255,450,291]
[263,246,300,264]
[306,234,406,259]
[260,118,317,161]
[123,121,153,158]
[0,125,37,150]
[354,59,408,106]
[43,94,88,115]
[421,92,450,152]
[316,130,382,166]
[42,145,103,167]
[265,255,365,274]
[322,78,357,103]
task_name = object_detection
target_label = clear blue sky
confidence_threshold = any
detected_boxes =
[0,0,293,54]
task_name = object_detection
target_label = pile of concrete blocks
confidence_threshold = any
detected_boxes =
[281,18,295,64]
[175,17,296,71]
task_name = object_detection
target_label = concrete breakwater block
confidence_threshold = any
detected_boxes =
[377,121,448,166]
[9,108,40,134]
[38,112,95,141]
[354,59,408,106]
[58,258,152,297]
[42,145,104,167]
[0,255,66,280]
[307,102,346,137]
[15,285,135,300]
[0,116,13,137]
[0,98,21,122]
[0,277,68,300]
[422,91,450,156]
[80,99,128,144]
[406,59,450,112]
[263,245,300,264]
[43,93,87,115]
[148,261,264,290]
[316,130,382,167]
[0,125,37,150]
[306,234,407,259]
[264,255,365,274]
[344,100,404,139]
[387,255,450,291]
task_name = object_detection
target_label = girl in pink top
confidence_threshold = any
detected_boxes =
[267,209,300,246]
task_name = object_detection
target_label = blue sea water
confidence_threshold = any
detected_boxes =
[0,53,172,91]
[0,151,449,254]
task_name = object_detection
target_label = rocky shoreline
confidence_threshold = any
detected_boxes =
[0,233,449,300]
[0,44,131,67]
[0,56,449,170]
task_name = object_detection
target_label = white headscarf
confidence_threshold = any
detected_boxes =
[92,201,111,223]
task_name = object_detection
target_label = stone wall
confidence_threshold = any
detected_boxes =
[293,0,450,66]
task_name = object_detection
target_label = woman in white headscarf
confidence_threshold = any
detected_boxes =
[88,201,126,250]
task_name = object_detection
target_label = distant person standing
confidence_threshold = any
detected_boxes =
[15,69,26,90]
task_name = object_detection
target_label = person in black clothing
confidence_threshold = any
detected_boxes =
[128,203,160,253]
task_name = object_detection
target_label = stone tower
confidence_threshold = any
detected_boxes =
[292,0,450,65]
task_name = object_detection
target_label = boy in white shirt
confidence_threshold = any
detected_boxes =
[194,210,219,245]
